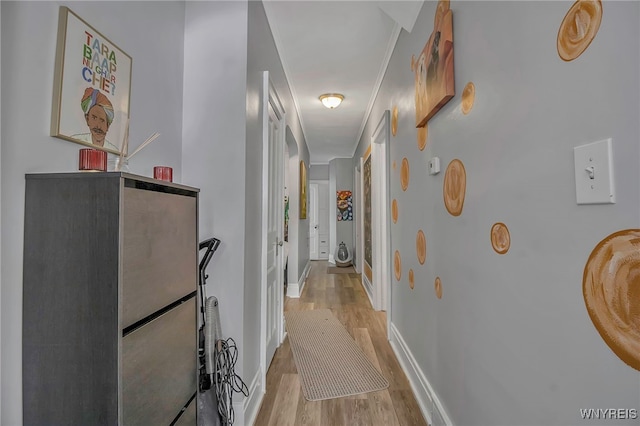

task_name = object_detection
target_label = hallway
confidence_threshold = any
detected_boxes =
[254,261,428,426]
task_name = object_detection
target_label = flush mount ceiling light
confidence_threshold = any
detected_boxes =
[319,93,344,109]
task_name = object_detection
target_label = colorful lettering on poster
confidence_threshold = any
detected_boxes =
[81,31,117,95]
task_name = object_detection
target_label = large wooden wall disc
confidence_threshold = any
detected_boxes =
[461,82,475,115]
[394,250,402,281]
[434,277,443,299]
[491,223,511,254]
[583,229,640,371]
[557,0,603,61]
[416,230,426,264]
[443,159,466,216]
[401,158,410,191]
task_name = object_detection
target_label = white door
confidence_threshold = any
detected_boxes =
[309,183,319,260]
[261,72,285,381]
[372,111,391,325]
[354,165,361,273]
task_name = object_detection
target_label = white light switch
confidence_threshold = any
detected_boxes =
[428,157,440,175]
[573,138,615,204]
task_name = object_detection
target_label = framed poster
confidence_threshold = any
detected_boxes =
[51,6,132,155]
[300,160,307,219]
[363,146,372,281]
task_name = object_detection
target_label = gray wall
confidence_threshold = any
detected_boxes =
[353,1,640,425]
[181,4,248,420]
[245,0,310,386]
[309,163,329,180]
[1,2,186,423]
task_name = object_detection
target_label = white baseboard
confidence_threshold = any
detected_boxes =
[286,281,301,298]
[243,368,263,426]
[389,322,453,426]
[287,261,311,298]
[361,273,373,307]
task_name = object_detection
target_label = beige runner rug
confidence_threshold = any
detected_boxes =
[284,309,389,401]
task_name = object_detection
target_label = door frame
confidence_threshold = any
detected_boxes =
[354,164,362,274]
[309,182,319,260]
[371,110,391,332]
[260,71,286,392]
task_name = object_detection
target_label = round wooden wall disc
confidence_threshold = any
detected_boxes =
[401,158,410,191]
[435,277,442,299]
[416,230,426,264]
[392,106,398,136]
[392,199,398,223]
[557,0,603,61]
[394,250,402,281]
[409,269,415,289]
[583,229,640,371]
[461,82,475,115]
[491,223,511,254]
[443,159,466,216]
[417,126,428,151]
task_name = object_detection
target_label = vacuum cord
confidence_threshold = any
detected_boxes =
[213,337,249,425]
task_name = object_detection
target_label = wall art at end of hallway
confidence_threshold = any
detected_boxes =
[557,0,603,62]
[394,250,402,281]
[435,276,443,299]
[416,230,427,265]
[413,0,455,127]
[583,229,640,371]
[491,223,511,254]
[336,190,353,221]
[461,82,476,115]
[391,199,398,224]
[401,158,410,191]
[51,6,132,156]
[393,160,397,170]
[417,126,428,151]
[409,269,415,289]
[300,160,307,219]
[443,159,466,216]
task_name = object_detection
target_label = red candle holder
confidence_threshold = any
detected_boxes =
[153,166,173,182]
[78,148,107,172]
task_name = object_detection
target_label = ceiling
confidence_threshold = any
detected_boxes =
[263,1,424,164]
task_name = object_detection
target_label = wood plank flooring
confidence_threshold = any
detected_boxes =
[253,261,428,426]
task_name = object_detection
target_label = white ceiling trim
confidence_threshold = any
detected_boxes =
[351,22,402,159]
[263,3,309,154]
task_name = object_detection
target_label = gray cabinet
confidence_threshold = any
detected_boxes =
[23,172,199,425]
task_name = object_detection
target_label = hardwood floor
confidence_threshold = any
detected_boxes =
[253,261,428,426]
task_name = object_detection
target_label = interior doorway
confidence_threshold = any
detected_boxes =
[309,180,329,260]
[260,71,285,391]
[372,111,391,330]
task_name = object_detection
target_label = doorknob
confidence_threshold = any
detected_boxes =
[314,225,318,229]
[278,240,284,246]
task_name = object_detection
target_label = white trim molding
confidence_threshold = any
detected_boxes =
[287,261,311,298]
[243,368,263,426]
[361,273,374,307]
[389,322,453,426]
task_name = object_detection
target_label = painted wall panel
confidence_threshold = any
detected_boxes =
[354,1,640,425]
[1,2,185,423]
